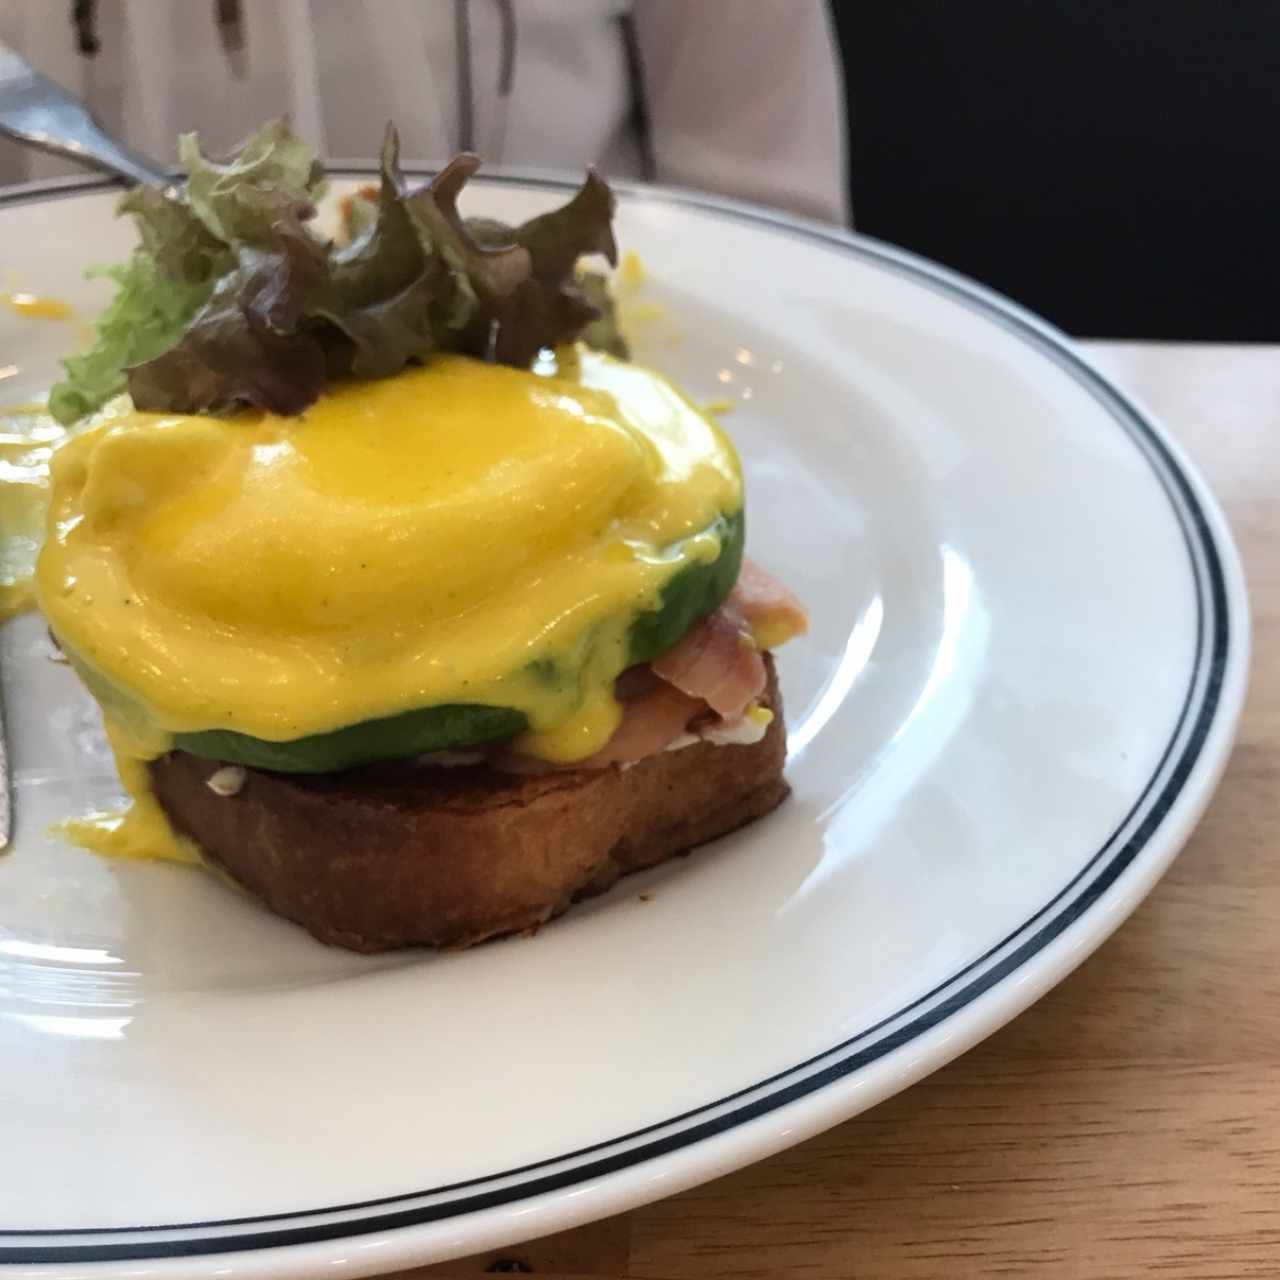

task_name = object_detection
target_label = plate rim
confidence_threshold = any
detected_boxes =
[0,169,1250,1272]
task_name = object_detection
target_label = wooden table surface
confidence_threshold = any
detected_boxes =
[392,342,1279,1280]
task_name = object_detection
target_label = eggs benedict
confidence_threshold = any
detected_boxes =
[17,120,807,949]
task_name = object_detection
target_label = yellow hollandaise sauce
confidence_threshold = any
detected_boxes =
[3,292,74,321]
[0,407,66,620]
[54,721,203,865]
[33,349,742,858]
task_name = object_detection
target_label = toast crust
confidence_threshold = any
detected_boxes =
[148,657,789,950]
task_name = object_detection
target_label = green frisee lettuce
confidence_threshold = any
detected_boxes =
[50,119,624,423]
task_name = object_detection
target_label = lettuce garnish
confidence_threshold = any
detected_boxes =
[50,120,621,423]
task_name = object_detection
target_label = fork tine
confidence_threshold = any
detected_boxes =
[0,42,169,188]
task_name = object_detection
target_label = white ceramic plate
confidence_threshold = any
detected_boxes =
[0,172,1248,1277]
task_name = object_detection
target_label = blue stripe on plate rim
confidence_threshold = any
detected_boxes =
[0,169,1232,1262]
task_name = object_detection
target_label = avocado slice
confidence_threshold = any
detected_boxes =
[173,509,744,773]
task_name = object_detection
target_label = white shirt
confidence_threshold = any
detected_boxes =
[0,0,848,224]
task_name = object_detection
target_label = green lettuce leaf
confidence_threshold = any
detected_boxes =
[48,252,215,425]
[181,118,325,246]
[125,211,330,416]
[577,270,629,359]
[118,185,232,282]
[410,154,619,366]
[308,127,474,379]
[55,120,622,422]
[49,120,323,424]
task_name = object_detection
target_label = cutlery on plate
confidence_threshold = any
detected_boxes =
[0,42,169,187]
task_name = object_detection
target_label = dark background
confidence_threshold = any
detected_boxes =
[832,1,1280,340]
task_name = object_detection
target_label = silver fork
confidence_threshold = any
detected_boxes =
[0,42,169,188]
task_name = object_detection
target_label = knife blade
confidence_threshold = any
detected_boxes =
[0,679,9,850]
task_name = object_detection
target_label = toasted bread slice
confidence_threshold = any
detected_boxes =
[148,657,788,951]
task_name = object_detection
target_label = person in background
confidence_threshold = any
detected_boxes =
[0,0,848,224]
